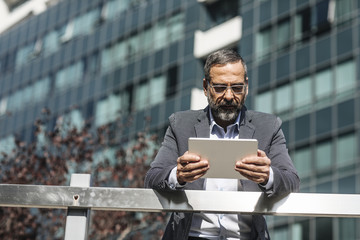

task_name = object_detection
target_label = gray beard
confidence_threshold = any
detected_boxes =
[207,95,243,123]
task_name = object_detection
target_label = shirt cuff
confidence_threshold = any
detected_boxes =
[168,166,186,189]
[259,167,274,190]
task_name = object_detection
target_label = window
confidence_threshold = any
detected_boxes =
[0,97,7,116]
[277,19,290,49]
[294,76,312,108]
[275,84,291,113]
[293,147,312,178]
[315,141,332,170]
[134,81,148,111]
[255,91,273,114]
[43,30,59,56]
[149,75,166,106]
[168,13,185,43]
[100,13,184,75]
[256,28,271,59]
[0,135,15,156]
[55,61,84,92]
[314,0,332,33]
[133,74,167,111]
[295,8,311,42]
[104,0,130,20]
[73,9,100,37]
[315,68,332,100]
[15,43,35,69]
[62,109,84,131]
[95,92,129,126]
[336,133,357,166]
[335,0,353,22]
[154,20,167,51]
[339,219,356,240]
[335,60,355,94]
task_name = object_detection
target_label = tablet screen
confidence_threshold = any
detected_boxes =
[188,138,258,179]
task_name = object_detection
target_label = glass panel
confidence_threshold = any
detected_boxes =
[0,135,15,155]
[256,28,271,58]
[316,218,333,240]
[43,30,59,56]
[149,75,166,106]
[336,134,356,165]
[55,61,84,92]
[335,60,355,94]
[168,13,185,43]
[294,76,312,107]
[316,107,332,134]
[292,221,310,240]
[277,20,290,48]
[315,68,332,99]
[15,43,34,69]
[141,28,153,55]
[275,84,291,113]
[293,147,312,178]
[335,0,353,21]
[338,218,356,240]
[255,91,273,114]
[154,20,167,51]
[134,81,148,111]
[105,0,130,20]
[73,9,100,37]
[337,99,354,128]
[273,226,288,240]
[295,8,311,41]
[338,176,355,194]
[315,141,332,170]
[95,92,129,127]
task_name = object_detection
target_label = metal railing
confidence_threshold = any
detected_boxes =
[1,174,360,239]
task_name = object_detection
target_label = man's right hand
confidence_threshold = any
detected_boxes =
[176,151,210,185]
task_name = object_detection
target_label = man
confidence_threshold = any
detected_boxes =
[145,49,300,240]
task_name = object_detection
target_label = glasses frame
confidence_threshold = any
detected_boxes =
[207,81,247,95]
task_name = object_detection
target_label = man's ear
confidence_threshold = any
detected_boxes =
[203,78,208,96]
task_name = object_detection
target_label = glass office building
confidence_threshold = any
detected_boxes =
[0,0,359,239]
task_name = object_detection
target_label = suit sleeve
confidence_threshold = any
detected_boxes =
[144,113,180,190]
[263,117,300,198]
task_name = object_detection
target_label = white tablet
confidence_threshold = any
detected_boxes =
[188,138,258,179]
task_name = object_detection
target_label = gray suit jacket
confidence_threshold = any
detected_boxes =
[145,106,300,240]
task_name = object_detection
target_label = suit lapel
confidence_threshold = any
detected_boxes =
[194,108,211,138]
[239,107,255,139]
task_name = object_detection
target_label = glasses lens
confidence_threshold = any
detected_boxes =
[213,86,227,93]
[232,85,245,94]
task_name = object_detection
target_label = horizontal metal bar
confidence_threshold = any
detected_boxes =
[0,184,359,218]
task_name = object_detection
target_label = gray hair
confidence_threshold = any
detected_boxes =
[204,49,247,83]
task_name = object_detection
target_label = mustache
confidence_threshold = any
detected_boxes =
[217,101,238,107]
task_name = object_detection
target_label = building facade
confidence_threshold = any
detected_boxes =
[0,0,359,239]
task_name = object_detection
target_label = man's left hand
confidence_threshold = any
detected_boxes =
[235,149,271,184]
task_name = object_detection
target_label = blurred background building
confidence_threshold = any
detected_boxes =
[0,0,359,239]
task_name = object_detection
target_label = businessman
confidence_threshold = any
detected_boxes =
[145,49,300,240]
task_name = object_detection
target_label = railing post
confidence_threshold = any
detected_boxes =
[64,174,91,240]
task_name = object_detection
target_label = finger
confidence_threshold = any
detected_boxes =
[177,152,201,164]
[257,149,266,157]
[235,162,269,174]
[235,168,268,184]
[179,159,209,172]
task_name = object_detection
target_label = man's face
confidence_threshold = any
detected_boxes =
[203,61,248,126]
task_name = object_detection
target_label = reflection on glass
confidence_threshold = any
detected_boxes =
[255,91,273,114]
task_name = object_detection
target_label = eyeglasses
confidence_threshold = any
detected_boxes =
[208,82,247,95]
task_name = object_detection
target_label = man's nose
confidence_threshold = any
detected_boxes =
[224,88,234,100]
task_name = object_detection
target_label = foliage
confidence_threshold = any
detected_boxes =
[0,109,167,239]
